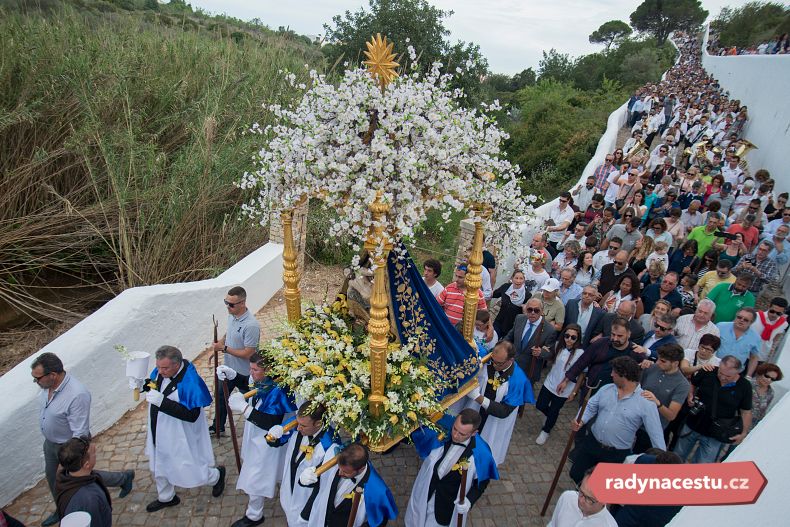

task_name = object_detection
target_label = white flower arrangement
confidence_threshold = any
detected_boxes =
[261,296,451,443]
[239,55,536,262]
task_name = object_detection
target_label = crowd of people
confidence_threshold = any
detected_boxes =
[5,31,788,527]
[428,31,788,526]
[707,31,790,56]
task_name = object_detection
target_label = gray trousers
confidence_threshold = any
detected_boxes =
[44,439,126,500]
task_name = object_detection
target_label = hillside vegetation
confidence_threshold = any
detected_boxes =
[0,0,321,327]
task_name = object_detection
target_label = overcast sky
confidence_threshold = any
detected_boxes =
[186,0,752,74]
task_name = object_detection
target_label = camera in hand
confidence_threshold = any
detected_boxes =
[688,396,706,416]
[715,230,737,241]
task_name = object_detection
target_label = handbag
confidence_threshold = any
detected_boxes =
[707,380,743,444]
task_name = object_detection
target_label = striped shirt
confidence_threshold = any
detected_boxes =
[675,314,719,350]
[437,282,486,325]
[592,162,614,192]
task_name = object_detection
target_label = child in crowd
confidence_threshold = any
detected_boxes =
[645,240,670,272]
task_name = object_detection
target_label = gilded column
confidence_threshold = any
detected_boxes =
[461,205,490,348]
[281,207,302,324]
[364,192,392,418]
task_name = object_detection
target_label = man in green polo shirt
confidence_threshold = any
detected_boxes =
[688,213,723,258]
[707,273,755,322]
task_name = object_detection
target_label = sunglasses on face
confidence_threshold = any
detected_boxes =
[525,307,541,314]
[559,198,569,204]
[564,334,578,341]
[762,373,778,381]
[769,309,785,316]
[655,324,671,331]
[224,300,242,308]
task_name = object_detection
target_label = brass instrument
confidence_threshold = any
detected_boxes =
[735,139,757,178]
[625,139,648,163]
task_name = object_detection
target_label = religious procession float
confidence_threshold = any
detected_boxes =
[237,35,536,457]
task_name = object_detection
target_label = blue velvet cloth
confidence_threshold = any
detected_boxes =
[387,244,479,399]
[362,464,399,527]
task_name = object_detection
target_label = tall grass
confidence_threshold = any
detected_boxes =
[0,4,322,326]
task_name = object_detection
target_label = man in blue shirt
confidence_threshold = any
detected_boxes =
[716,307,761,377]
[568,357,665,484]
[641,272,683,314]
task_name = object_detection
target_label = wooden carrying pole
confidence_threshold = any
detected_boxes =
[540,377,598,516]
[222,379,242,472]
[265,419,298,442]
[213,316,221,440]
[347,487,364,527]
[456,467,469,527]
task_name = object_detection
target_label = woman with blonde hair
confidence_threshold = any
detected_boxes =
[629,236,654,275]
[638,299,672,333]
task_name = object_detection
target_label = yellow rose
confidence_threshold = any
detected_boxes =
[389,414,399,424]
[390,375,402,386]
[400,361,412,373]
[298,356,309,365]
[407,411,418,421]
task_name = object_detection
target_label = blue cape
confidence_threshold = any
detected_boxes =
[501,363,535,407]
[252,383,296,416]
[411,414,499,485]
[150,361,212,410]
[362,463,398,527]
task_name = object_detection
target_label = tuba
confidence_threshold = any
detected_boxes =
[625,139,649,163]
[736,139,758,178]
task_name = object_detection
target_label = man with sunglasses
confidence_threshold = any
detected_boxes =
[504,298,558,385]
[31,353,134,526]
[716,307,762,378]
[751,297,788,364]
[633,314,678,361]
[213,286,261,434]
[596,250,638,297]
[546,192,576,254]
[547,468,616,527]
[764,207,790,237]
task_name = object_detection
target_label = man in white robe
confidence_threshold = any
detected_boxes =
[144,345,225,512]
[465,341,534,465]
[298,443,397,527]
[266,403,341,527]
[221,353,296,527]
[406,410,498,527]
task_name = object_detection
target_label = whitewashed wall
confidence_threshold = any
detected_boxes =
[701,29,790,197]
[0,242,284,507]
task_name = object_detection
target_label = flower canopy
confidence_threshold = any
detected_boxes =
[239,40,535,259]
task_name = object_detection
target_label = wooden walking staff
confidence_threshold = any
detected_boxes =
[347,487,364,527]
[456,466,469,527]
[540,376,599,516]
[222,378,242,472]
[212,315,221,440]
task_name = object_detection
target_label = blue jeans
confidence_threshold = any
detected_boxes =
[673,425,725,463]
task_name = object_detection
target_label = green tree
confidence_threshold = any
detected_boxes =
[630,0,708,46]
[619,47,664,85]
[538,49,574,82]
[511,67,536,90]
[589,20,633,51]
[144,0,159,11]
[712,2,790,48]
[322,0,487,103]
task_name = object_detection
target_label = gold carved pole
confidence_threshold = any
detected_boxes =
[461,204,490,348]
[364,192,393,418]
[281,206,302,324]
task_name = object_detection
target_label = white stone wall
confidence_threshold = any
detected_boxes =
[702,29,790,197]
[0,242,284,507]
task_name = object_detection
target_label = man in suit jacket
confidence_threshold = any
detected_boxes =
[590,300,645,345]
[634,314,678,361]
[504,298,558,384]
[564,286,607,348]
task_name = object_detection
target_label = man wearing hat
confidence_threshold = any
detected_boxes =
[708,182,735,216]
[539,278,566,332]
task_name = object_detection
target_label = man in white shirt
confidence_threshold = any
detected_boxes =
[546,192,576,253]
[571,176,597,213]
[423,259,445,297]
[680,201,704,233]
[592,237,622,274]
[547,468,617,527]
[675,299,720,350]
[751,297,789,362]
[721,155,744,187]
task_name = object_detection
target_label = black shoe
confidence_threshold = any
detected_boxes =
[119,470,135,498]
[41,512,59,527]
[146,495,181,513]
[231,515,265,527]
[212,466,226,497]
[208,424,225,435]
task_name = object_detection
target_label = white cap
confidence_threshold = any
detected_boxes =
[541,278,560,292]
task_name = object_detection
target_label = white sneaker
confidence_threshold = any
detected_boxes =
[536,431,549,445]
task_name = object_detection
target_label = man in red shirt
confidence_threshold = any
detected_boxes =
[437,265,487,325]
[725,214,760,252]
